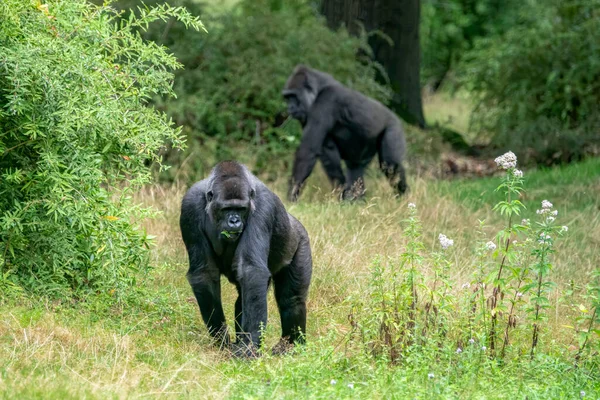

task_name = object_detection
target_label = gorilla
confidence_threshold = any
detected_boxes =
[283,64,408,201]
[179,161,312,357]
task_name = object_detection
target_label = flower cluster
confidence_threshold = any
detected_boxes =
[494,151,517,169]
[485,241,497,251]
[538,233,551,244]
[408,203,416,209]
[536,199,557,216]
[438,234,454,250]
[513,169,523,178]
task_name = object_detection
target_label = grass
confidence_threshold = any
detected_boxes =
[1,157,599,399]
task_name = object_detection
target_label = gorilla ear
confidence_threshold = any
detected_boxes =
[206,190,214,203]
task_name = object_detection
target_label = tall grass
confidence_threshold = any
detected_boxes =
[0,156,599,398]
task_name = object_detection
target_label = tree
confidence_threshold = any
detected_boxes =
[321,0,425,127]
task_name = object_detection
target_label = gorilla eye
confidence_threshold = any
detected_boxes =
[206,190,213,202]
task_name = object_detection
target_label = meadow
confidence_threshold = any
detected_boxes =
[1,154,599,399]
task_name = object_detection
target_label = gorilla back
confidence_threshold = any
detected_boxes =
[179,161,312,356]
[283,64,408,201]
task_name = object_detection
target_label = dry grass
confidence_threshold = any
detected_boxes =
[1,161,598,398]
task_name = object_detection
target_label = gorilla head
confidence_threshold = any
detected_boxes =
[205,162,255,242]
[282,65,323,126]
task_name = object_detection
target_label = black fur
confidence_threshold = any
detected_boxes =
[179,161,312,357]
[283,65,409,201]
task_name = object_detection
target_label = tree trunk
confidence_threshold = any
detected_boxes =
[321,0,426,128]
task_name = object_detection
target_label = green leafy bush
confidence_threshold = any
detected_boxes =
[0,0,203,298]
[148,0,391,180]
[420,0,521,89]
[462,0,600,164]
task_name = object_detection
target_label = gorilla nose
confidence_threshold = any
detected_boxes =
[228,215,241,229]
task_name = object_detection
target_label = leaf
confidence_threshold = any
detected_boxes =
[104,216,119,221]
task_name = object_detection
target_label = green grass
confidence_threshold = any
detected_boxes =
[1,158,599,399]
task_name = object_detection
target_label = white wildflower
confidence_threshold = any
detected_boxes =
[494,151,518,169]
[513,169,523,178]
[580,390,586,397]
[461,283,471,290]
[561,226,569,233]
[546,216,555,223]
[330,380,337,385]
[408,203,416,209]
[485,241,497,251]
[481,346,487,351]
[521,219,530,226]
[439,234,454,250]
[456,348,463,354]
[538,233,551,244]
[537,200,555,215]
[517,292,523,298]
[428,373,435,379]
[347,383,354,389]
[469,338,475,344]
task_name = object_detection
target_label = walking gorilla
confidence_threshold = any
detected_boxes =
[283,65,409,201]
[180,161,312,357]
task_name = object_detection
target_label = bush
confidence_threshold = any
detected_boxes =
[0,0,203,298]
[147,0,392,181]
[420,0,521,89]
[462,0,600,164]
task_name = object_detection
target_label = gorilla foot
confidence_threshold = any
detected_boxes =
[229,341,260,359]
[271,338,296,356]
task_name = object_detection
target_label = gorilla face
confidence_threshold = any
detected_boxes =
[283,92,310,126]
[282,68,318,127]
[206,178,255,242]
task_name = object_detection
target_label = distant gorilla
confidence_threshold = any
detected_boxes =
[283,64,408,201]
[180,161,312,357]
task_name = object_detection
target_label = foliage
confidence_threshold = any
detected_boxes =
[462,0,600,164]
[420,0,521,88]
[0,0,203,298]
[138,0,391,181]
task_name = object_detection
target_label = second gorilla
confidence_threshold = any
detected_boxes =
[283,64,409,201]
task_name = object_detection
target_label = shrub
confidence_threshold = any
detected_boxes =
[420,0,521,89]
[0,0,203,298]
[147,0,392,181]
[462,0,600,164]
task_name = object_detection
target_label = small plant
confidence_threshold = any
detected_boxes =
[351,150,577,368]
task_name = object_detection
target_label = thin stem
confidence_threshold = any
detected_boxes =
[490,216,512,356]
[500,280,523,358]
[574,306,597,365]
[530,252,545,359]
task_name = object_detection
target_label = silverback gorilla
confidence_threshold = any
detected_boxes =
[283,64,408,201]
[179,161,312,357]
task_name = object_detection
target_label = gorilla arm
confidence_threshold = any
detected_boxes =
[288,89,338,202]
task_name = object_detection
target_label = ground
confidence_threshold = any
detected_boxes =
[1,151,599,398]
